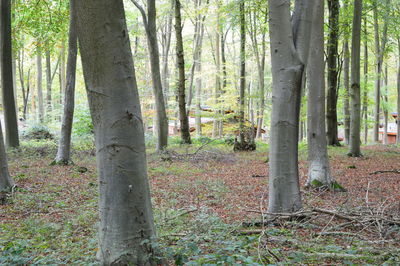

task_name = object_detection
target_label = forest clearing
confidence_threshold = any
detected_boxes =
[1,140,399,264]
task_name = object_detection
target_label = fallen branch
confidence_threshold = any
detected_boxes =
[369,169,400,175]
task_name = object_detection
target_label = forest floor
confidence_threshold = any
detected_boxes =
[1,139,400,265]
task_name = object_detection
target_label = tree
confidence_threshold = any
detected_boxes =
[326,0,341,146]
[267,0,315,213]
[75,0,159,264]
[1,0,19,148]
[306,0,334,189]
[36,48,44,123]
[372,0,389,143]
[54,0,78,165]
[131,0,169,151]
[175,0,192,144]
[0,121,14,193]
[349,0,363,157]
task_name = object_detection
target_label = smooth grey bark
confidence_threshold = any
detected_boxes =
[267,0,315,213]
[175,0,191,144]
[45,50,52,113]
[131,0,169,151]
[59,42,66,105]
[1,0,19,148]
[36,49,44,123]
[326,0,340,146]
[349,0,362,157]
[0,121,13,192]
[213,2,222,138]
[372,1,389,142]
[306,0,333,188]
[383,65,388,144]
[343,41,350,145]
[76,0,159,264]
[195,24,205,137]
[363,19,369,144]
[54,0,77,165]
[397,39,400,145]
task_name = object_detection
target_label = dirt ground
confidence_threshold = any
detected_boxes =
[1,142,399,264]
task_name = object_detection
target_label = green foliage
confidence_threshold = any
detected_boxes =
[73,105,94,137]
[21,124,54,140]
[155,208,264,265]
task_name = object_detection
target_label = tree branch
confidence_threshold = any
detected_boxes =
[130,0,148,29]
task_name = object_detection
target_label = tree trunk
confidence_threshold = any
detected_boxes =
[213,2,221,138]
[326,0,340,146]
[306,0,334,188]
[1,0,19,148]
[174,0,191,144]
[60,42,66,105]
[397,39,400,145]
[343,41,350,145]
[383,65,388,144]
[195,24,204,137]
[267,0,315,213]
[37,49,44,123]
[54,0,78,165]
[0,121,13,192]
[372,0,389,142]
[75,0,159,264]
[363,19,369,144]
[238,0,246,145]
[46,50,52,114]
[134,0,169,151]
[349,0,362,157]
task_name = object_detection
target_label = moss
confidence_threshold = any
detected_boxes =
[310,180,324,188]
[330,181,346,192]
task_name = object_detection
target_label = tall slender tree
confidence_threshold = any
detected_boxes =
[267,0,315,213]
[326,0,341,146]
[306,0,334,188]
[349,0,363,157]
[54,0,78,165]
[131,0,169,151]
[75,0,159,264]
[175,0,191,144]
[1,0,19,148]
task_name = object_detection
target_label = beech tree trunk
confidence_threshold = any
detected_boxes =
[372,1,389,142]
[54,0,77,165]
[238,0,246,145]
[0,121,13,192]
[76,0,159,264]
[1,0,19,148]
[267,0,315,213]
[60,42,66,105]
[306,0,333,188]
[397,39,400,145]
[349,0,362,157]
[37,49,44,123]
[132,0,169,151]
[343,41,350,145]
[326,0,340,146]
[174,0,191,144]
[363,19,369,144]
[383,65,388,144]
[45,50,52,113]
